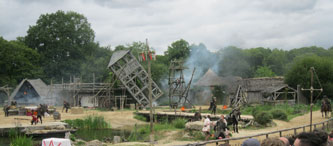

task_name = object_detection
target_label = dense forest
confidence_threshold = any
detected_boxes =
[1,10,333,99]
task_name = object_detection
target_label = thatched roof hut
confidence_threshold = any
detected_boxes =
[10,79,50,105]
[195,69,224,86]
[231,77,297,104]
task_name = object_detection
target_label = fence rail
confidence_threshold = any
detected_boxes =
[178,118,333,146]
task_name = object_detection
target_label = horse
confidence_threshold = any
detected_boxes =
[321,100,331,118]
[226,108,241,133]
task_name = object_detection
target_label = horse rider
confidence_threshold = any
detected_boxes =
[209,96,217,115]
[322,95,332,111]
[230,107,241,133]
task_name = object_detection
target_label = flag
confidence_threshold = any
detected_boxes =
[141,53,146,61]
[149,52,153,60]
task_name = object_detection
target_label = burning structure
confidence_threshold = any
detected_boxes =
[9,79,52,105]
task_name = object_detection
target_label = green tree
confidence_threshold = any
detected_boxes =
[254,66,276,77]
[80,44,113,83]
[218,46,253,78]
[24,10,95,83]
[245,47,271,69]
[285,55,333,100]
[0,37,43,86]
[164,39,190,62]
[265,49,288,75]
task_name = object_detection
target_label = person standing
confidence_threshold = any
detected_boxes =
[37,106,43,124]
[214,115,228,139]
[62,101,70,113]
[3,104,9,117]
[209,97,217,115]
[202,115,211,141]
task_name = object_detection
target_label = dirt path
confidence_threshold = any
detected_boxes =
[164,110,330,146]
[0,107,145,129]
[0,107,329,146]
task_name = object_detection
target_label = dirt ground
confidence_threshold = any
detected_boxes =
[0,107,145,129]
[0,106,329,146]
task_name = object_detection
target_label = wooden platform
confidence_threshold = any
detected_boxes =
[136,111,253,122]
[0,122,73,137]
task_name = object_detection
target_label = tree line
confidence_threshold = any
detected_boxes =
[1,10,333,99]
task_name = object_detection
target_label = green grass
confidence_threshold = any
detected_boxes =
[134,114,147,122]
[128,118,186,142]
[63,115,110,129]
[244,103,320,121]
[10,135,33,146]
[187,103,320,121]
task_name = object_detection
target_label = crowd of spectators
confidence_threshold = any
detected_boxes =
[238,130,333,146]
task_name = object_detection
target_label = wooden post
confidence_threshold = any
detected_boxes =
[279,131,282,137]
[301,67,323,132]
[294,129,297,135]
[147,39,154,144]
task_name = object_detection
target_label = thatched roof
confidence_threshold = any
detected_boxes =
[195,69,224,86]
[240,77,285,92]
[10,79,49,100]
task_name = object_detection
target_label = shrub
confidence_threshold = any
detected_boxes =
[63,115,110,129]
[10,135,33,146]
[172,118,187,129]
[254,111,272,125]
[271,109,288,121]
[134,114,147,122]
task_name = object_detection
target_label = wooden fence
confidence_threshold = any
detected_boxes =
[178,118,333,146]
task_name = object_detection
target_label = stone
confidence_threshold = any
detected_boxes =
[185,121,204,131]
[86,140,104,146]
[53,111,61,120]
[113,136,122,144]
[55,125,66,130]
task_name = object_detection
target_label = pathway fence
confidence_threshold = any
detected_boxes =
[178,118,333,146]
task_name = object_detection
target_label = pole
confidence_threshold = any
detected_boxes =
[146,39,154,144]
[310,67,314,132]
[301,67,322,132]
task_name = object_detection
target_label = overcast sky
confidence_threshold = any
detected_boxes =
[1,0,333,54]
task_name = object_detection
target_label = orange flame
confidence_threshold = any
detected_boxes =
[223,105,228,109]
[181,106,185,112]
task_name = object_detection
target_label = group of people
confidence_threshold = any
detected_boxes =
[202,115,229,141]
[31,104,48,125]
[238,130,333,146]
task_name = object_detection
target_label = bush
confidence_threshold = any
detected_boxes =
[10,135,33,146]
[254,111,273,125]
[134,114,147,122]
[172,118,187,129]
[271,109,288,121]
[63,115,110,129]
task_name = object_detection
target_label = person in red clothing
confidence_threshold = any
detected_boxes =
[31,110,38,125]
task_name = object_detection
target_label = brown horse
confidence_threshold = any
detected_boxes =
[321,101,331,118]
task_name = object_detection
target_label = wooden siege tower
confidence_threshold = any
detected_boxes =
[107,50,163,107]
[168,60,195,108]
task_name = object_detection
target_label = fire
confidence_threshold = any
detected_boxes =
[181,106,185,112]
[223,105,228,109]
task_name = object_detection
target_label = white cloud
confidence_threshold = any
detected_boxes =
[1,0,333,54]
